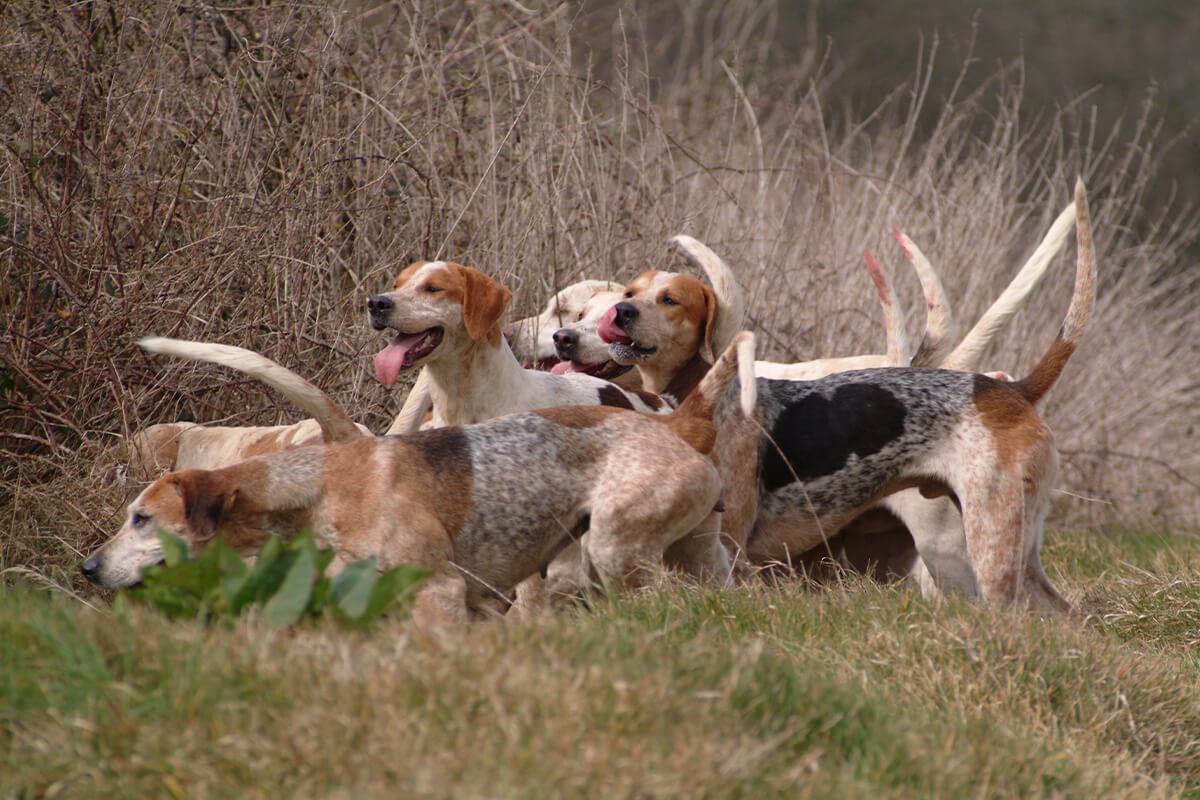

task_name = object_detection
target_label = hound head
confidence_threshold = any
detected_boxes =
[79,470,239,589]
[367,261,512,386]
[548,288,635,383]
[597,270,718,389]
[502,279,620,369]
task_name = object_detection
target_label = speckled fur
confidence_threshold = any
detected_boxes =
[610,181,1096,611]
[83,333,756,622]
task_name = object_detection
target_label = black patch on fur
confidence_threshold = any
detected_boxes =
[598,385,634,410]
[761,383,907,491]
[405,426,474,477]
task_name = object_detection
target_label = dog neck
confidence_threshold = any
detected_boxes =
[422,335,527,425]
[649,352,713,407]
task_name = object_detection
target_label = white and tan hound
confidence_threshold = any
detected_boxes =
[83,332,758,622]
[597,181,1094,609]
[367,261,668,428]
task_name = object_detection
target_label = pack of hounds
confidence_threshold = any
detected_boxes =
[82,180,1096,623]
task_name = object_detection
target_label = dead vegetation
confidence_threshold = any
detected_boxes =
[1,1,1197,586]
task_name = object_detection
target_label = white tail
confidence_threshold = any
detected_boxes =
[670,234,747,355]
[942,200,1076,371]
[137,337,363,444]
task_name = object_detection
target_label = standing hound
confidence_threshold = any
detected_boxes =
[551,233,955,385]
[366,261,668,428]
[83,332,758,622]
[596,180,1094,609]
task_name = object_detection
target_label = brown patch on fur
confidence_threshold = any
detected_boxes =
[239,428,318,459]
[664,416,716,454]
[129,423,190,479]
[391,261,427,290]
[1012,338,1075,406]
[165,470,239,542]
[972,374,1048,471]
[450,263,512,347]
[661,353,714,405]
[629,389,664,410]
[597,385,634,410]
[535,405,624,429]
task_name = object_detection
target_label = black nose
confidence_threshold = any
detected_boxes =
[553,328,578,357]
[367,295,394,316]
[614,301,638,328]
[80,555,101,582]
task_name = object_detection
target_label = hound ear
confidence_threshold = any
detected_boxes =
[699,285,718,364]
[452,263,513,346]
[167,471,238,543]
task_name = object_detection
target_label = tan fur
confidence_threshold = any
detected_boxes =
[85,333,757,622]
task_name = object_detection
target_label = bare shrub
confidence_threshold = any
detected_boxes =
[1,1,1196,583]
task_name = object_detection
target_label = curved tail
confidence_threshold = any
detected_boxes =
[137,337,363,444]
[893,230,956,368]
[1011,179,1096,405]
[862,250,911,366]
[673,331,756,422]
[942,197,1077,371]
[670,235,747,355]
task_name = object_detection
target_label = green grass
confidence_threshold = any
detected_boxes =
[4,527,1200,798]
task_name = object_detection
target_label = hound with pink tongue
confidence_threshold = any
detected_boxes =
[366,260,670,429]
[374,329,442,386]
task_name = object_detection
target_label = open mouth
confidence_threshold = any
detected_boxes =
[550,359,633,381]
[374,327,444,386]
[597,307,657,363]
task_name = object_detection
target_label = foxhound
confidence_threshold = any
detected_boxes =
[83,332,758,622]
[550,233,954,385]
[367,261,668,428]
[596,180,1094,609]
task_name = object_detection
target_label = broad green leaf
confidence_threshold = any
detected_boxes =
[329,558,378,621]
[230,541,292,612]
[217,543,250,608]
[359,565,431,625]
[261,546,315,628]
[158,531,189,567]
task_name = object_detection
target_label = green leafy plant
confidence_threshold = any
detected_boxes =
[121,531,430,629]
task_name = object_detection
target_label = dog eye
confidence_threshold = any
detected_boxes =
[131,512,148,528]
[624,291,633,298]
[661,295,677,306]
[574,311,585,321]
[424,285,441,294]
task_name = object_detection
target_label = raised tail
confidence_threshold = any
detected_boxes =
[862,250,911,366]
[670,234,747,355]
[1011,179,1096,405]
[893,230,956,368]
[137,337,363,444]
[942,197,1077,371]
[670,330,757,434]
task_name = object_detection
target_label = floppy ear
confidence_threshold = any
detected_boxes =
[453,264,513,346]
[168,470,238,544]
[699,285,718,363]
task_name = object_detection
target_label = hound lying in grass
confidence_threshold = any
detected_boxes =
[84,332,758,622]
[597,181,1094,609]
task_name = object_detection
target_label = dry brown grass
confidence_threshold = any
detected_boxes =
[1,1,1198,586]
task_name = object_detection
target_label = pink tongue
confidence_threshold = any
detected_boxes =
[597,305,630,345]
[550,360,586,375]
[374,332,425,386]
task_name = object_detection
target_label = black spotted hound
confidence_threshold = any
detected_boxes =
[600,179,1096,610]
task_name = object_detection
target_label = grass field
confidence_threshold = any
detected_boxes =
[4,526,1200,798]
[3,2,1200,796]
